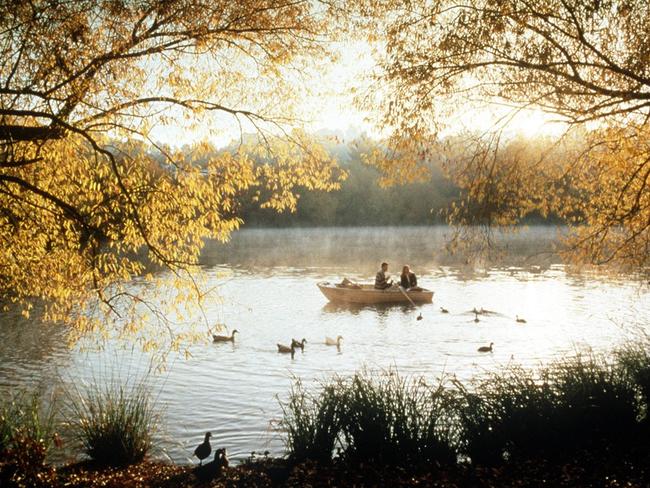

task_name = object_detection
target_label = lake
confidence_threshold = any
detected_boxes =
[0,226,648,464]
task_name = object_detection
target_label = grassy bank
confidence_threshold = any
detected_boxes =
[3,343,650,487]
[0,391,56,488]
[281,347,650,467]
[63,376,160,466]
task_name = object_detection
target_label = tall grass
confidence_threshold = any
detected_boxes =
[616,343,650,424]
[281,369,457,465]
[65,376,160,466]
[456,355,640,464]
[339,370,457,465]
[280,378,343,463]
[282,347,650,467]
[0,391,56,487]
[0,390,55,454]
[454,366,558,464]
[552,354,639,448]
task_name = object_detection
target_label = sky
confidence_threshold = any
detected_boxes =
[148,41,567,149]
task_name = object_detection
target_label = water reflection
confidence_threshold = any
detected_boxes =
[321,301,414,316]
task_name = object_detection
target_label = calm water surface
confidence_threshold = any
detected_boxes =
[0,226,648,464]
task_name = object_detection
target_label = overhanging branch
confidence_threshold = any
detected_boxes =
[0,124,64,141]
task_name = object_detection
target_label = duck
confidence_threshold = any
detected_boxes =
[516,315,527,323]
[194,431,212,465]
[478,342,494,353]
[440,307,449,314]
[195,447,228,481]
[213,329,238,343]
[416,312,423,321]
[277,342,296,358]
[325,335,343,347]
[473,312,480,323]
[291,338,307,350]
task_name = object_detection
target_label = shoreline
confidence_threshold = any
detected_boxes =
[9,451,650,488]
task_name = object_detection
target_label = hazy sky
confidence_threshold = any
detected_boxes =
[148,41,567,148]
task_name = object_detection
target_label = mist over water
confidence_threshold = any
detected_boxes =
[0,226,648,464]
[201,225,565,273]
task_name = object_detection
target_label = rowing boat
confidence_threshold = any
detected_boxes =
[317,281,434,305]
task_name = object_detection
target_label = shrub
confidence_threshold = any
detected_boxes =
[456,354,641,465]
[281,369,457,466]
[65,376,159,466]
[280,378,343,463]
[0,391,56,488]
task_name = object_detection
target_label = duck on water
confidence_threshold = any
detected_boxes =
[213,329,238,343]
[277,342,297,358]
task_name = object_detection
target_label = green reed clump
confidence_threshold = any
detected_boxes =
[456,354,641,465]
[65,377,159,466]
[454,366,559,465]
[280,378,343,463]
[552,354,640,448]
[281,369,457,466]
[0,391,56,488]
[339,370,457,465]
[615,343,650,423]
[283,346,650,468]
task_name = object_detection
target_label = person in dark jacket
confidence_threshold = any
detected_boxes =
[375,262,392,289]
[400,265,420,290]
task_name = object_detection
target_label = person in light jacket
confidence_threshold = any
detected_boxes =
[375,262,392,289]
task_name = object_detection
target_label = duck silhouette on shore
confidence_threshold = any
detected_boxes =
[194,447,229,481]
[194,432,212,465]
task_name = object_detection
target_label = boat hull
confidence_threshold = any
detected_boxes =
[317,282,433,304]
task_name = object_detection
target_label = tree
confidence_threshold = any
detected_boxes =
[0,0,347,349]
[370,0,650,269]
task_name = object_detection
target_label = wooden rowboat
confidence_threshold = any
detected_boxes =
[317,281,434,305]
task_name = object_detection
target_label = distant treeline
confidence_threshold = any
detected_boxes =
[163,131,567,227]
[236,134,560,227]
[239,151,460,227]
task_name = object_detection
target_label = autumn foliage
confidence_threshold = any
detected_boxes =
[369,0,650,269]
[0,1,345,344]
[1,0,649,346]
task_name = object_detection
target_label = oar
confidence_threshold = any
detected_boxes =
[398,286,423,320]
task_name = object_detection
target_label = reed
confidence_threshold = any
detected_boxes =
[0,390,55,454]
[0,390,56,486]
[552,354,639,448]
[282,349,650,467]
[453,366,558,465]
[65,376,160,466]
[338,370,457,465]
[280,378,343,463]
[281,369,457,465]
[615,342,650,424]
[455,353,641,465]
